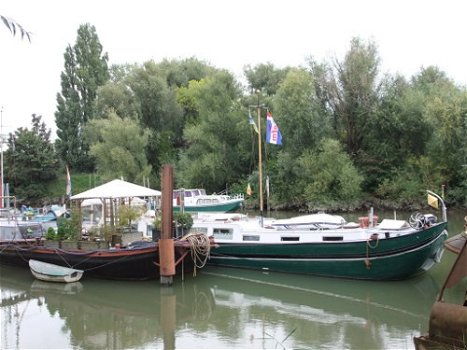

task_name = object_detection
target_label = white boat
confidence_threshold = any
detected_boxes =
[29,259,84,283]
[173,188,244,213]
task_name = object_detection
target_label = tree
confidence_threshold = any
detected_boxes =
[4,115,58,204]
[125,61,184,173]
[1,15,30,41]
[176,71,251,192]
[297,138,363,209]
[274,68,333,156]
[244,63,290,96]
[316,38,381,158]
[55,23,109,172]
[85,111,151,183]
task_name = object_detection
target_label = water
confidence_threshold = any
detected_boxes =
[1,209,465,349]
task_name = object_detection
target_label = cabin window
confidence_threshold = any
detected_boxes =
[191,227,208,235]
[243,235,260,241]
[213,228,233,240]
[322,236,343,241]
[281,236,299,241]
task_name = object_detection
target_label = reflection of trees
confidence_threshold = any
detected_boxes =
[40,279,216,349]
[1,265,444,349]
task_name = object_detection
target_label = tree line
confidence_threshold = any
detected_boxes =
[5,24,467,211]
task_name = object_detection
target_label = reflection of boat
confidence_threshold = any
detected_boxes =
[29,259,83,283]
[414,221,467,350]
[173,188,244,213]
[201,266,441,349]
[31,279,83,294]
[0,264,214,350]
[0,261,443,350]
[193,211,448,280]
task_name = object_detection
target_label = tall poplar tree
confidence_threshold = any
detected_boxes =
[55,23,109,172]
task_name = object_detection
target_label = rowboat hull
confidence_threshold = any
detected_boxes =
[29,259,83,283]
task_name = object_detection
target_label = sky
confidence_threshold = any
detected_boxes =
[1,0,467,139]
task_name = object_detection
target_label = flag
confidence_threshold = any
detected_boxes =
[66,165,72,198]
[248,112,259,134]
[266,111,282,145]
[247,183,253,196]
[427,193,439,209]
[266,176,270,198]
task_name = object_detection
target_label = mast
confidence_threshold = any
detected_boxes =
[257,102,263,221]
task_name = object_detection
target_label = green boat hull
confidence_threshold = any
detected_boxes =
[173,200,243,213]
[208,222,448,280]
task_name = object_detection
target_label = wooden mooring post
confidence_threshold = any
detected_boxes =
[159,165,175,285]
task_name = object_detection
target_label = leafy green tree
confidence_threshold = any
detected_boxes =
[55,23,109,172]
[176,79,205,126]
[85,111,151,183]
[244,63,290,96]
[274,68,333,156]
[156,57,216,88]
[125,61,183,172]
[413,67,467,200]
[315,38,381,158]
[5,115,58,204]
[177,71,251,192]
[361,74,423,191]
[297,138,363,209]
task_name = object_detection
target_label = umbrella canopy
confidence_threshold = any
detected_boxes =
[70,179,161,200]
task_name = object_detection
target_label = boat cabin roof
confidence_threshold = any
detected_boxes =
[173,189,207,198]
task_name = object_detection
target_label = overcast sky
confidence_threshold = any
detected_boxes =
[1,0,466,139]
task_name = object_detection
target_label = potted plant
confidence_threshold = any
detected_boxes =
[44,227,60,248]
[56,209,80,250]
[174,212,193,238]
[118,204,142,233]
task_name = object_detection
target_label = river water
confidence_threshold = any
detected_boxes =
[1,209,466,350]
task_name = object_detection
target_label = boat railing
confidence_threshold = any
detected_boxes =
[214,189,244,199]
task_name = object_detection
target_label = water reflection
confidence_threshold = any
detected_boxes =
[1,262,445,350]
[202,267,440,349]
[0,265,215,349]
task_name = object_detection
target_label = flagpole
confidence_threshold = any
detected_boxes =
[257,100,263,224]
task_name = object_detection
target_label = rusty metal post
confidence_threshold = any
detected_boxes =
[159,165,175,285]
[160,288,176,348]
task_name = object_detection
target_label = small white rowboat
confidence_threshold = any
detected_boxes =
[29,259,84,283]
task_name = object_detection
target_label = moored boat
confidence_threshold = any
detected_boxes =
[191,210,448,280]
[173,188,244,213]
[0,235,210,281]
[29,259,83,283]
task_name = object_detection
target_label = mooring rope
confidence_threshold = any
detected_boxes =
[180,232,211,269]
[365,233,379,269]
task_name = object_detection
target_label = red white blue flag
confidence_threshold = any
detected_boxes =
[266,112,282,145]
